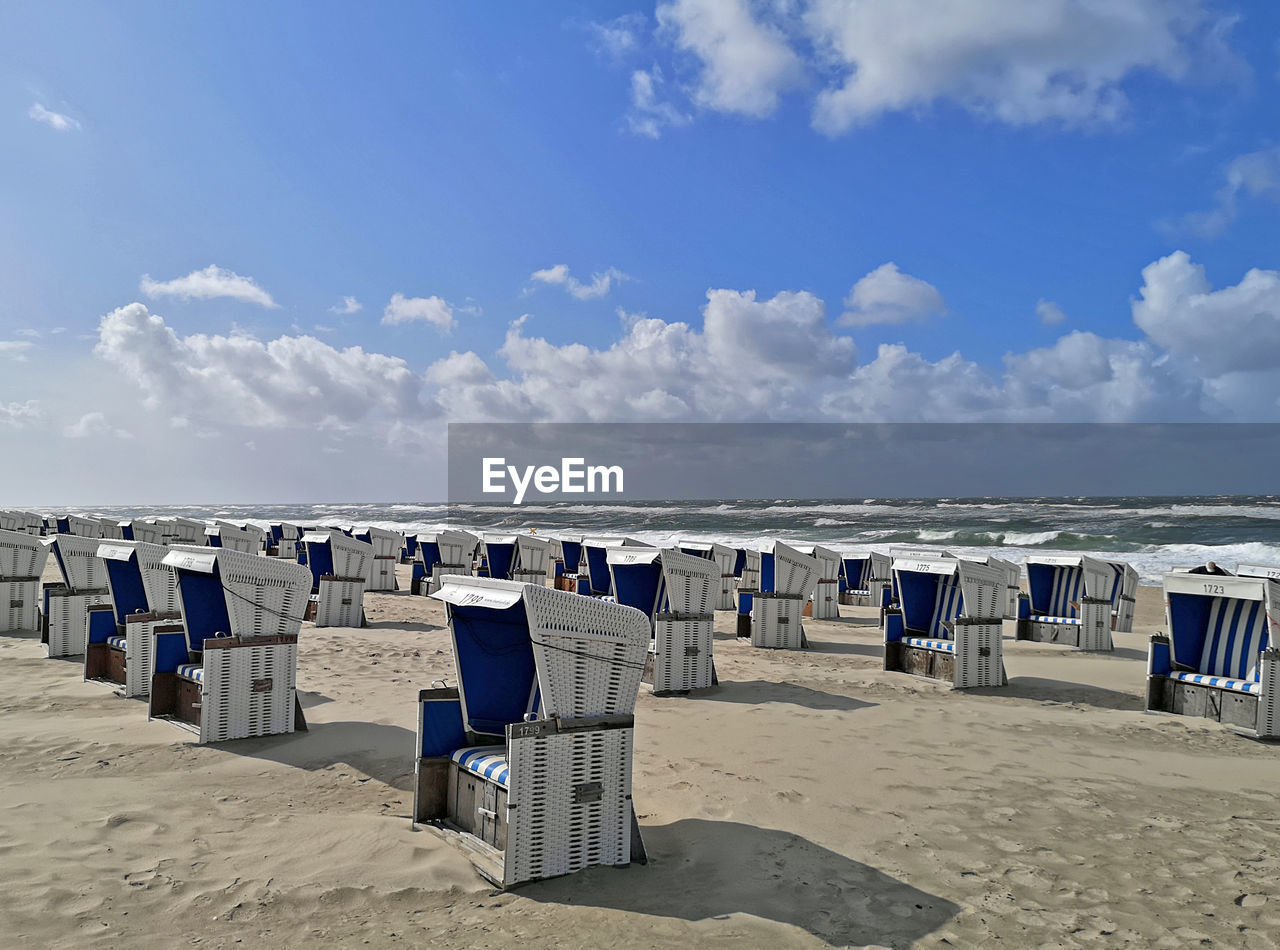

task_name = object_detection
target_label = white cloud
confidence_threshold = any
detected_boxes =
[63,411,133,440]
[140,265,279,309]
[0,341,34,360]
[656,0,803,117]
[588,12,649,59]
[839,262,946,327]
[95,302,430,428]
[529,263,631,300]
[0,400,41,428]
[627,66,693,138]
[1036,299,1067,325]
[28,103,80,132]
[16,329,41,338]
[382,293,457,331]
[330,295,363,314]
[1166,146,1280,238]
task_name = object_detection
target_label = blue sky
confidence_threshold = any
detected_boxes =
[3,1,1280,503]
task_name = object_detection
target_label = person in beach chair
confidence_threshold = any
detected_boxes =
[84,540,186,698]
[741,541,821,650]
[0,527,48,634]
[1188,560,1231,576]
[41,533,113,658]
[883,554,1007,689]
[412,575,650,888]
[1148,571,1279,737]
[299,529,373,627]
[607,546,717,693]
[149,546,312,743]
[1017,554,1118,651]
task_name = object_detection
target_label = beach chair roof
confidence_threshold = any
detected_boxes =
[1163,571,1273,601]
[0,527,48,578]
[1236,563,1280,581]
[162,546,311,645]
[43,533,108,589]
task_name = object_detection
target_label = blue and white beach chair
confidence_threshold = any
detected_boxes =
[355,526,404,591]
[884,554,1006,688]
[204,521,264,554]
[839,551,892,609]
[1020,554,1116,651]
[745,541,820,650]
[268,522,302,559]
[608,546,717,693]
[793,543,842,620]
[1148,572,1279,737]
[41,533,112,657]
[300,530,373,627]
[511,534,552,586]
[0,509,44,536]
[0,527,48,633]
[413,576,650,888]
[149,547,312,743]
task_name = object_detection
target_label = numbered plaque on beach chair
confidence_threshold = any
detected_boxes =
[1148,572,1279,737]
[41,534,112,657]
[608,547,716,693]
[0,527,48,633]
[884,555,1006,688]
[414,576,650,888]
[150,547,311,743]
[1019,554,1115,651]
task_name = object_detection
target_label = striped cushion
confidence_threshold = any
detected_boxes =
[107,635,127,649]
[176,663,204,684]
[451,745,509,787]
[1170,671,1260,695]
[931,578,963,638]
[1031,615,1082,625]
[1199,597,1269,681]
[1049,567,1084,617]
[904,637,955,652]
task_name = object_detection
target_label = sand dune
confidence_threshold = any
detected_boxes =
[2,567,1278,948]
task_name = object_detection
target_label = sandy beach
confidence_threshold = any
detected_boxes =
[2,565,1278,949]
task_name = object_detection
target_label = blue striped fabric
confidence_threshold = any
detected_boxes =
[1031,615,1082,625]
[451,745,510,787]
[107,635,127,649]
[1199,597,1269,681]
[1170,671,1260,695]
[1050,567,1083,617]
[931,578,963,639]
[176,663,204,683]
[904,636,955,652]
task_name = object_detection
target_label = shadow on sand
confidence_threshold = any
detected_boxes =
[976,675,1143,711]
[525,818,959,948]
[360,619,446,634]
[804,638,883,658]
[226,720,417,791]
[691,680,875,713]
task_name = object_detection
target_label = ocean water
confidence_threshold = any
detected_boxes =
[70,495,1280,584]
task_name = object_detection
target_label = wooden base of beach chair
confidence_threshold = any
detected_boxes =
[1018,599,1112,651]
[0,578,40,632]
[83,642,126,685]
[1147,675,1261,731]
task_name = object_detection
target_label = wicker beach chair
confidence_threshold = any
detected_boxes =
[41,534,112,657]
[608,547,717,693]
[1018,554,1116,651]
[0,527,48,633]
[839,551,892,609]
[579,537,645,597]
[0,509,45,536]
[268,522,302,559]
[56,514,102,538]
[979,554,1022,620]
[551,537,586,592]
[149,547,311,743]
[426,529,479,594]
[413,576,650,888]
[355,526,404,591]
[742,542,820,650]
[85,540,185,697]
[793,544,842,620]
[884,554,1006,688]
[204,521,264,554]
[511,534,552,586]
[301,530,373,627]
[478,534,518,581]
[1148,572,1279,737]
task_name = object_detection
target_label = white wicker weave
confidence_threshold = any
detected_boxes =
[711,543,737,611]
[1259,649,1280,739]
[0,527,48,579]
[359,526,405,559]
[199,637,298,743]
[0,579,39,632]
[739,549,761,592]
[0,510,44,536]
[368,556,398,591]
[512,535,552,585]
[46,534,110,590]
[953,619,1005,688]
[652,618,714,691]
[314,577,366,628]
[751,595,804,650]
[62,514,102,538]
[770,542,820,600]
[45,590,109,657]
[122,615,165,698]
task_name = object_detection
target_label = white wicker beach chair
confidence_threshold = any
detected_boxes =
[41,534,112,657]
[479,534,519,581]
[580,537,645,597]
[95,517,125,540]
[884,555,1006,688]
[426,529,480,594]
[355,526,404,591]
[149,547,311,743]
[301,530,373,627]
[268,522,302,559]
[1019,554,1116,651]
[159,517,207,545]
[550,537,586,592]
[608,547,717,693]
[978,554,1022,620]
[58,514,102,538]
[710,543,738,611]
[414,576,650,888]
[793,544,842,620]
[205,521,264,554]
[1148,572,1278,737]
[85,540,184,697]
[839,551,892,609]
[0,527,48,632]
[511,535,552,586]
[0,510,45,536]
[747,541,820,650]
[1106,558,1139,633]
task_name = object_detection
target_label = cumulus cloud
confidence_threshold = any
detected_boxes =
[0,341,34,360]
[63,411,133,440]
[0,400,41,428]
[1036,299,1067,325]
[839,263,946,327]
[382,293,457,331]
[656,0,803,117]
[330,295,363,314]
[28,102,80,132]
[587,12,649,59]
[1165,146,1280,238]
[140,265,279,308]
[95,303,429,428]
[529,264,632,300]
[627,66,693,138]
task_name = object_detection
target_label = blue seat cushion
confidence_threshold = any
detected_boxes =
[176,663,204,684]
[1031,615,1082,625]
[451,745,509,787]
[1170,671,1260,695]
[904,636,955,653]
[107,635,127,650]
